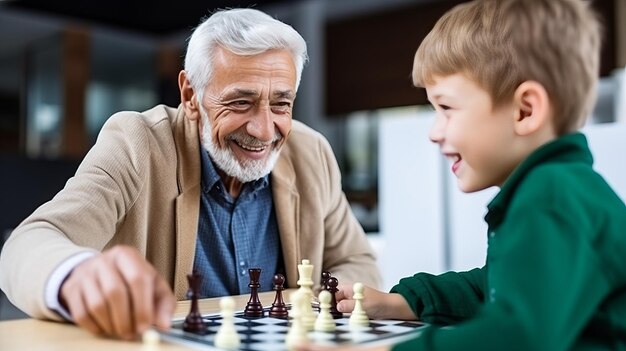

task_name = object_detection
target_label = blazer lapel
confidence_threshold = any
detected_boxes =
[271,154,300,288]
[173,107,201,299]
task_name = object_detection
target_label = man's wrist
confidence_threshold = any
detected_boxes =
[45,252,95,321]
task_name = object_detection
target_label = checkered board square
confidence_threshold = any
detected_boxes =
[160,306,426,351]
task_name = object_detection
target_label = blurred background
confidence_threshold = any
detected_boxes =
[1,0,624,319]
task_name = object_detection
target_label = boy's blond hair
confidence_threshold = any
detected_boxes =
[413,0,602,135]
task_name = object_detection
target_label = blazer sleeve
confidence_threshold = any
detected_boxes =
[0,113,151,320]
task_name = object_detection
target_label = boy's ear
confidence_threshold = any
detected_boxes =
[512,81,551,136]
[178,70,201,121]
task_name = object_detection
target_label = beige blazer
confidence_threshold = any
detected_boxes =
[0,105,381,320]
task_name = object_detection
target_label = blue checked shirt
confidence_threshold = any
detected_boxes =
[193,149,283,297]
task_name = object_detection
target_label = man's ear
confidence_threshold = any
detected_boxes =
[512,80,551,136]
[179,70,200,121]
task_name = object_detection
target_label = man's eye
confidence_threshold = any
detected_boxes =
[271,101,292,113]
[274,101,291,108]
[232,101,251,107]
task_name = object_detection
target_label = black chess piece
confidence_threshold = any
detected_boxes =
[268,274,289,319]
[326,276,343,319]
[244,268,264,317]
[183,271,208,334]
[321,271,331,291]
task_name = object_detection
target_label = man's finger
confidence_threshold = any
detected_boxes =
[153,277,176,330]
[64,285,103,336]
[80,277,113,335]
[98,262,133,338]
[115,252,154,334]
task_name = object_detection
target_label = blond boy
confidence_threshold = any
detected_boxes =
[298,0,626,350]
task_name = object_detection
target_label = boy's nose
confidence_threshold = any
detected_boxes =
[428,115,445,144]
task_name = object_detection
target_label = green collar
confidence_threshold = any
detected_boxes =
[485,132,593,227]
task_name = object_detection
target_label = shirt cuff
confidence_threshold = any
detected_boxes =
[45,251,96,321]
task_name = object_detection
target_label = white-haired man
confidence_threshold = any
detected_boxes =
[0,8,381,340]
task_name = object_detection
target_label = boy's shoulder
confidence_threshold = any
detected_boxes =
[514,160,623,212]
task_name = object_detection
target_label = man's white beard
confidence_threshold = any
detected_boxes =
[199,106,283,183]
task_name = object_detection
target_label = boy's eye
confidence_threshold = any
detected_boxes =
[439,104,451,111]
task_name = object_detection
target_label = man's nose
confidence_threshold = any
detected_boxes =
[247,105,274,142]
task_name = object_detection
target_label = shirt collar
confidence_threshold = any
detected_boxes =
[485,132,593,226]
[199,146,270,195]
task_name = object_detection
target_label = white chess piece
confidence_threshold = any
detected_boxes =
[141,329,160,351]
[296,259,316,330]
[214,296,241,350]
[314,290,336,332]
[349,282,370,329]
[285,290,309,350]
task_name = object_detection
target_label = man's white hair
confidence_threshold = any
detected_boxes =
[184,8,308,101]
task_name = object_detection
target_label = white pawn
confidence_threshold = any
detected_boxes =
[214,296,241,350]
[141,329,160,351]
[297,259,316,331]
[349,282,369,328]
[314,290,336,332]
[286,290,309,350]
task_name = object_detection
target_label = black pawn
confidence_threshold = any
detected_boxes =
[321,271,331,291]
[327,276,343,319]
[244,268,264,317]
[269,274,289,319]
[183,271,208,333]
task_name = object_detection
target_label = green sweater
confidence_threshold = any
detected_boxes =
[390,133,626,351]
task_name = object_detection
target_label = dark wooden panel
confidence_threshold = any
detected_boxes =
[325,0,617,116]
[61,26,90,158]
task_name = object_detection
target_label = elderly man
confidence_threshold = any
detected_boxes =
[0,8,380,340]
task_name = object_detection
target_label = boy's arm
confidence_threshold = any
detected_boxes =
[391,206,612,351]
[390,267,486,325]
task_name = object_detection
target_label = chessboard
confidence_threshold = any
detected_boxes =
[160,306,426,351]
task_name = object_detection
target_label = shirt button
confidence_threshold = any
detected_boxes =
[241,269,247,275]
[490,288,496,301]
[489,231,496,238]
[239,261,246,267]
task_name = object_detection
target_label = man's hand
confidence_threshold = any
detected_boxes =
[59,245,176,340]
[334,284,416,321]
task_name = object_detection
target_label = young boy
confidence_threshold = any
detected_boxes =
[298,0,626,350]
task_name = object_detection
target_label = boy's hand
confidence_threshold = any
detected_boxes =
[334,284,417,320]
[59,245,176,340]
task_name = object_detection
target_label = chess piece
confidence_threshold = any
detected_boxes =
[349,282,370,328]
[321,271,331,291]
[183,271,208,333]
[214,296,241,350]
[326,276,343,319]
[244,268,264,317]
[314,290,336,332]
[297,259,316,330]
[269,274,289,319]
[285,290,309,350]
[141,329,160,351]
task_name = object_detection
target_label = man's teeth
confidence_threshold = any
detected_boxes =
[237,141,266,151]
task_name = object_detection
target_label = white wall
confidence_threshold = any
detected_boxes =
[378,108,446,290]
[583,123,626,201]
